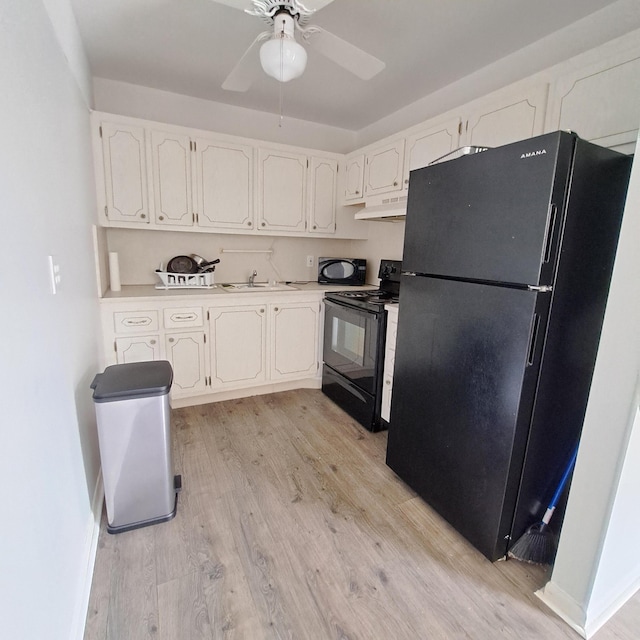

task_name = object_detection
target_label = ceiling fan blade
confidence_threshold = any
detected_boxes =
[209,0,336,13]
[222,30,271,91]
[302,26,385,80]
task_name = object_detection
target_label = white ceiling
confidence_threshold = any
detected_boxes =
[71,0,633,131]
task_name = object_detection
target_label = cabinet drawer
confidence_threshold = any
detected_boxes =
[163,307,203,329]
[113,310,159,334]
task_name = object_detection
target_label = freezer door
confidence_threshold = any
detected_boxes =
[403,132,575,286]
[386,276,548,561]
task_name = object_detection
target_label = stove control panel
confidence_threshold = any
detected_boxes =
[379,259,402,283]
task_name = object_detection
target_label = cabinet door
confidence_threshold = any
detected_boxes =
[308,157,337,234]
[270,301,320,381]
[195,138,254,230]
[403,118,462,186]
[546,53,640,153]
[115,335,160,364]
[209,305,267,389]
[165,331,207,396]
[150,130,194,227]
[462,84,548,148]
[364,139,405,197]
[380,308,398,423]
[343,154,365,202]
[101,122,149,225]
[258,148,307,232]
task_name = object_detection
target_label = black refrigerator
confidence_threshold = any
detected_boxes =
[386,131,632,562]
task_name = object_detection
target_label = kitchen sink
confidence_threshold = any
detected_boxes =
[220,283,297,292]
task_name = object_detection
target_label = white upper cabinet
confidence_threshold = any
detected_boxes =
[195,137,254,230]
[546,52,640,154]
[342,153,365,203]
[258,148,307,232]
[403,118,462,185]
[461,84,548,149]
[150,130,194,227]
[100,122,149,225]
[363,139,405,198]
[308,156,337,234]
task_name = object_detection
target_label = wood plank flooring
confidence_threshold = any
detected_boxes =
[84,389,639,639]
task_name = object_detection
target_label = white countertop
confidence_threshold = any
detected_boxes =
[101,282,377,302]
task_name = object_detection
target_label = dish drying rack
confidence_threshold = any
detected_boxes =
[155,271,216,289]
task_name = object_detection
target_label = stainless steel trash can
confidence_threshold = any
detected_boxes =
[90,361,181,534]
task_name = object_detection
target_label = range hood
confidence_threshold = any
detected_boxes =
[354,196,407,221]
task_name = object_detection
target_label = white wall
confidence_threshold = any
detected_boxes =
[93,77,357,153]
[538,132,640,637]
[0,2,101,639]
[106,228,360,286]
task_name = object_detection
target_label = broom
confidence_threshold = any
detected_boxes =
[508,445,578,565]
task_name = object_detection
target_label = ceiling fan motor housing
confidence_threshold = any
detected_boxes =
[260,10,307,82]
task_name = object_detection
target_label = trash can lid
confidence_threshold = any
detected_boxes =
[90,361,173,402]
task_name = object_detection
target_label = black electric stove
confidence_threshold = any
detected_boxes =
[324,259,401,311]
[322,260,402,431]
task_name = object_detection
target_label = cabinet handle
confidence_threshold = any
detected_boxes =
[261,221,266,227]
[385,379,391,385]
[355,190,360,194]
[159,215,164,221]
[247,221,252,226]
[168,337,174,343]
[150,339,156,345]
[274,307,279,312]
[393,181,398,186]
[404,179,409,184]
[140,213,146,219]
[260,308,265,313]
[312,225,317,230]
[172,314,195,321]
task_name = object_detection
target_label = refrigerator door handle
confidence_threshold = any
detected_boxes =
[542,203,558,263]
[527,285,553,292]
[527,314,541,366]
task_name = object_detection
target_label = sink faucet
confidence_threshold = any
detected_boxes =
[249,269,257,287]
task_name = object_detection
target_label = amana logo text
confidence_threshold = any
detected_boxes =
[520,149,547,159]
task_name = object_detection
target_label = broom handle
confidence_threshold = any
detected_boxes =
[542,446,579,526]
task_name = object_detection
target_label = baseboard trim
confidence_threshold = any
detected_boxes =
[583,576,640,638]
[70,471,104,640]
[537,574,640,639]
[536,581,587,638]
[170,377,322,408]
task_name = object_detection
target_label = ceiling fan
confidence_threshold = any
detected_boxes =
[213,0,386,91]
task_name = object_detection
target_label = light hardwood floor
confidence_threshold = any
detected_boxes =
[84,389,639,639]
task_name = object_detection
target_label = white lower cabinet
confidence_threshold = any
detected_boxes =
[115,335,160,364]
[270,301,320,381]
[381,306,399,424]
[102,292,323,403]
[208,303,267,389]
[165,331,208,396]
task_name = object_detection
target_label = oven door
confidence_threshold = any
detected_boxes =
[323,299,381,395]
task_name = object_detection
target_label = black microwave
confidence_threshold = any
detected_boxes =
[318,258,366,285]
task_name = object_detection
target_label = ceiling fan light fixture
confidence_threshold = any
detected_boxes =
[260,37,307,82]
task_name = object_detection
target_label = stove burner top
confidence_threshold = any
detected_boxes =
[339,289,393,300]
[324,260,402,311]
